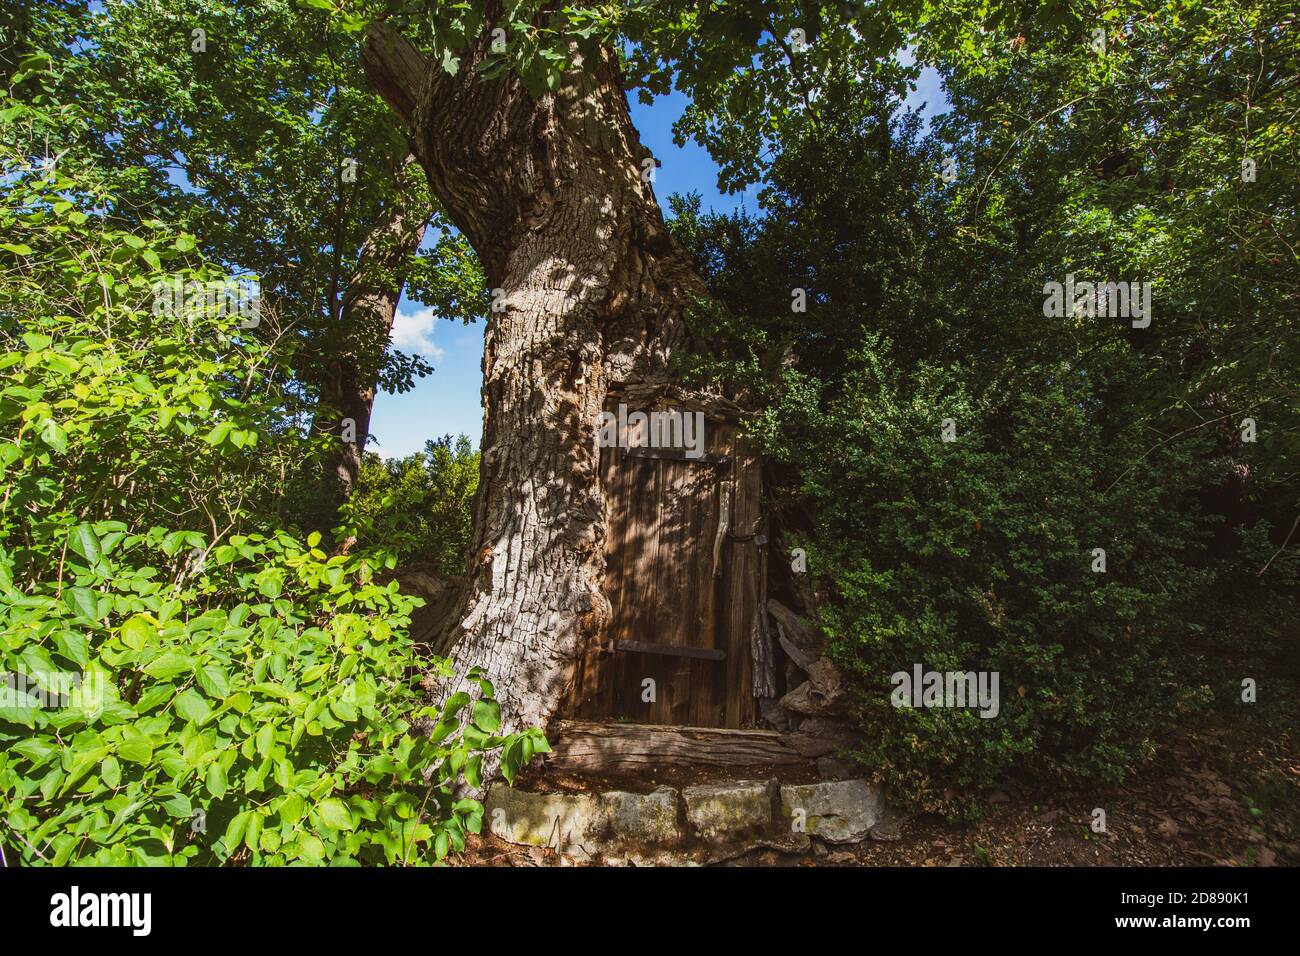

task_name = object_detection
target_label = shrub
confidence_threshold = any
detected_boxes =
[344,436,480,577]
[671,68,1295,817]
[0,115,540,865]
[756,347,1219,816]
[0,526,540,865]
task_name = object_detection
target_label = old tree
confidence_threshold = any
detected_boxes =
[357,1,905,759]
[8,0,1295,865]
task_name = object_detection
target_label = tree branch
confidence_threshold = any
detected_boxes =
[360,23,430,126]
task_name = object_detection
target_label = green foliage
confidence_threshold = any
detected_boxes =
[755,349,1219,815]
[385,0,922,179]
[0,107,539,866]
[0,521,543,866]
[671,0,1298,817]
[937,0,1298,486]
[4,0,1295,837]
[13,0,483,423]
[345,435,480,576]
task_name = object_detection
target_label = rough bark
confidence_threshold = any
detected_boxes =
[361,22,715,767]
[313,159,428,508]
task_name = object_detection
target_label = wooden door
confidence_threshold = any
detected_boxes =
[565,406,762,728]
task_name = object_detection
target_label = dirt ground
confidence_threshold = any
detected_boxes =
[458,706,1299,867]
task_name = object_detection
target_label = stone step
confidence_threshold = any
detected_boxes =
[484,777,891,863]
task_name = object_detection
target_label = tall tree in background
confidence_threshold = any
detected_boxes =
[15,0,484,516]
[311,155,429,508]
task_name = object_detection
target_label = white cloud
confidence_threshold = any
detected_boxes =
[390,306,446,363]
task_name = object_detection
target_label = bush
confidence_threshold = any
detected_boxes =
[0,526,539,865]
[671,67,1296,817]
[756,347,1219,816]
[344,436,480,577]
[0,113,540,865]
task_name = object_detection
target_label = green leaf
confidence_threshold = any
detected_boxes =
[294,833,325,863]
[54,630,89,668]
[143,652,195,679]
[329,697,357,722]
[64,587,99,621]
[203,422,233,446]
[197,664,230,699]
[160,531,187,556]
[119,614,154,650]
[225,809,253,849]
[11,738,57,764]
[205,760,229,798]
[100,755,121,788]
[61,743,109,795]
[472,699,501,732]
[244,811,264,853]
[174,688,212,723]
[316,797,354,831]
[161,794,192,818]
[68,525,101,563]
[255,722,275,758]
[117,727,155,765]
[464,754,483,790]
[39,418,67,453]
[428,718,458,744]
[279,792,305,825]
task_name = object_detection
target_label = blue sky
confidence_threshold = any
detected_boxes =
[370,63,948,459]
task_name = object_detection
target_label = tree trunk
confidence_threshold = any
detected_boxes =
[313,159,428,510]
[314,360,373,504]
[361,22,717,767]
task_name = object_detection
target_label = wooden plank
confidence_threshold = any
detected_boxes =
[750,605,777,698]
[692,422,731,724]
[617,415,664,720]
[576,407,749,728]
[751,515,776,699]
[546,720,815,773]
[614,640,725,661]
[712,480,731,579]
[605,442,635,719]
[652,458,693,724]
[572,439,629,720]
[723,435,761,726]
